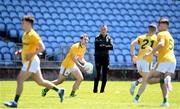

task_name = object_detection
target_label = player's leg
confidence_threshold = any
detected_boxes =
[146,69,161,84]
[93,63,101,93]
[100,64,108,93]
[70,67,84,96]
[52,74,66,85]
[4,62,32,108]
[42,74,66,97]
[133,72,147,103]
[160,62,176,106]
[32,70,64,102]
[130,60,142,95]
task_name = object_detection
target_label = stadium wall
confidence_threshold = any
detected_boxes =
[1,67,180,81]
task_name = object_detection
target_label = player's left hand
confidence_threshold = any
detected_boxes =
[132,55,137,64]
[143,52,151,59]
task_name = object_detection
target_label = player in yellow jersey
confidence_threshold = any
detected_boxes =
[42,34,89,97]
[144,17,176,107]
[130,23,157,103]
[4,16,64,108]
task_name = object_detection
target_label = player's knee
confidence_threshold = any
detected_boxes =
[78,77,84,82]
[56,79,63,84]
[36,80,45,86]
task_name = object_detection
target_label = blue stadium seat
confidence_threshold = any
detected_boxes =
[0,23,5,32]
[110,54,117,65]
[9,29,18,38]
[60,13,68,19]
[35,12,43,19]
[4,0,11,5]
[46,47,53,55]
[18,12,25,18]
[96,8,104,14]
[88,8,96,14]
[71,19,79,26]
[124,55,132,66]
[29,0,36,6]
[33,24,41,30]
[52,13,59,19]
[10,47,15,56]
[56,7,65,13]
[53,1,61,7]
[41,24,49,30]
[47,19,54,25]
[62,31,70,37]
[0,53,2,62]
[6,23,15,30]
[114,49,121,55]
[65,36,73,43]
[66,25,74,31]
[24,5,32,12]
[1,47,9,53]
[56,36,64,43]
[43,13,51,19]
[68,14,76,20]
[48,36,56,42]
[12,17,21,24]
[73,37,80,43]
[37,1,44,7]
[0,5,6,11]
[0,40,7,47]
[53,31,61,37]
[61,1,69,7]
[117,55,124,63]
[44,41,51,48]
[41,36,47,42]
[64,7,72,13]
[52,41,59,48]
[15,5,23,12]
[3,53,12,64]
[122,49,130,55]
[7,5,15,12]
[1,11,9,18]
[45,1,53,7]
[32,6,40,13]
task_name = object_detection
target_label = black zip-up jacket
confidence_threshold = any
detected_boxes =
[94,34,113,57]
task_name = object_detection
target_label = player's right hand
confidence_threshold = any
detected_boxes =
[15,50,21,56]
[132,55,137,64]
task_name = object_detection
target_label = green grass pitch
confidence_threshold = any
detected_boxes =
[0,81,180,109]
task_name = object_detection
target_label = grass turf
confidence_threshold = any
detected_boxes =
[0,81,180,109]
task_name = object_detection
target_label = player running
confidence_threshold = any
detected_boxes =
[42,34,89,97]
[130,23,157,103]
[3,15,64,108]
[144,17,176,107]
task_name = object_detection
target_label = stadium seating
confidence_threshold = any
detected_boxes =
[0,0,179,67]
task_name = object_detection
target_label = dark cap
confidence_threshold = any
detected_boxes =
[148,23,157,29]
[158,17,169,25]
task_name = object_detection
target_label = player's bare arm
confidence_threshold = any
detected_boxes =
[130,39,138,64]
[26,41,45,61]
[144,38,165,59]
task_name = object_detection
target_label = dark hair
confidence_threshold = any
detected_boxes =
[101,24,108,29]
[22,15,34,25]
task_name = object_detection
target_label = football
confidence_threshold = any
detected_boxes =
[84,62,93,74]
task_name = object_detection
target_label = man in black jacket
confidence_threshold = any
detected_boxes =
[93,25,113,93]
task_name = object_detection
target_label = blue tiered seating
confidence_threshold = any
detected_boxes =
[0,0,179,67]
